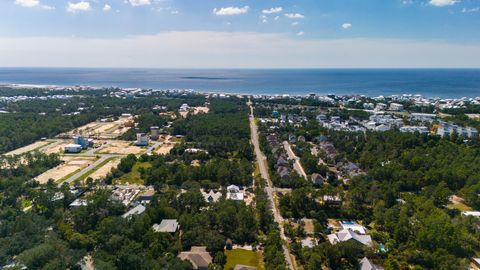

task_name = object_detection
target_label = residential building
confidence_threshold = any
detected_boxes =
[177,246,212,270]
[122,204,146,219]
[226,185,244,201]
[234,265,257,270]
[327,229,373,246]
[340,221,367,234]
[135,133,149,146]
[152,219,179,233]
[389,103,404,111]
[201,190,222,203]
[359,257,384,270]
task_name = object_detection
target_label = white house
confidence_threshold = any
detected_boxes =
[226,185,244,201]
[327,229,373,246]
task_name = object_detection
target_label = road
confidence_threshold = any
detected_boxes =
[283,141,308,179]
[61,154,118,186]
[248,103,294,270]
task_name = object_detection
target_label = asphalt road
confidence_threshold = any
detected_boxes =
[283,141,308,179]
[249,103,294,270]
[61,154,117,186]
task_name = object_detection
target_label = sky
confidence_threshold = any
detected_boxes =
[0,0,479,68]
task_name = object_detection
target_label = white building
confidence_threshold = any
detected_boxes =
[226,185,244,201]
[399,126,429,134]
[340,221,367,234]
[135,133,149,146]
[153,219,180,233]
[389,103,404,111]
[64,144,82,153]
[327,229,373,246]
[122,204,146,219]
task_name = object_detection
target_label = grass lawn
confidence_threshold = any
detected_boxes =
[114,162,151,185]
[224,249,264,270]
[447,202,473,212]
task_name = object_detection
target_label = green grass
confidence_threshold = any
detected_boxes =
[224,249,264,270]
[114,162,151,185]
[447,202,473,212]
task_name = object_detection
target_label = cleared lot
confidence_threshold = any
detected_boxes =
[97,141,145,155]
[34,156,98,184]
[4,141,51,156]
[88,157,121,180]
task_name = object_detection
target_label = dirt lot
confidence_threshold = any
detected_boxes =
[89,158,121,180]
[193,106,210,115]
[155,143,174,155]
[63,119,132,139]
[4,141,51,156]
[41,140,70,155]
[35,156,97,184]
[302,219,315,234]
[97,141,145,155]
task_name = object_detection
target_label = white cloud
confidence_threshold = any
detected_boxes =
[128,0,151,6]
[461,7,479,12]
[274,16,280,20]
[285,13,305,19]
[428,0,459,7]
[14,0,39,7]
[213,6,249,16]
[342,23,352,29]
[292,21,299,26]
[1,32,480,68]
[262,7,283,14]
[67,1,91,13]
[103,4,111,11]
[297,31,304,36]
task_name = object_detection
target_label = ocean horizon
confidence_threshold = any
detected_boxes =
[1,67,479,99]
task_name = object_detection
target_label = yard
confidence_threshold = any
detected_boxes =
[224,249,264,270]
[114,162,151,184]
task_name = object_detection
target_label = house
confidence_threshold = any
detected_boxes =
[226,185,244,201]
[301,238,317,248]
[201,190,222,203]
[462,211,480,218]
[276,156,289,168]
[234,265,257,270]
[137,189,155,204]
[389,103,404,111]
[152,219,179,233]
[69,198,88,208]
[298,136,306,142]
[470,258,480,270]
[121,204,146,219]
[135,133,149,146]
[328,229,373,246]
[311,173,325,185]
[289,134,297,143]
[277,167,291,182]
[322,195,342,206]
[177,246,212,270]
[359,257,384,270]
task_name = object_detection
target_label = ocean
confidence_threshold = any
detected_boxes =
[0,68,479,98]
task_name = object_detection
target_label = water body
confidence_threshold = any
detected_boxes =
[0,68,479,98]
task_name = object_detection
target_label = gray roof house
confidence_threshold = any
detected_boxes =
[359,257,384,270]
[327,229,373,247]
[177,246,212,270]
[152,219,180,233]
[121,204,146,219]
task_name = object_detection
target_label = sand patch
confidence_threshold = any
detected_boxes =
[89,158,121,180]
[5,141,50,156]
[97,141,145,155]
[155,143,174,155]
[34,156,97,184]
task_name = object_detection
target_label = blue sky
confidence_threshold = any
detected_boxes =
[0,0,479,67]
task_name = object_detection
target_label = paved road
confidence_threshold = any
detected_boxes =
[248,103,294,270]
[147,141,162,154]
[283,141,308,179]
[60,154,117,186]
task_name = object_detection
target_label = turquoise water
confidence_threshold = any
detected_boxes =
[0,68,479,98]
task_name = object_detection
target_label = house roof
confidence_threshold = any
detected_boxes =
[178,246,212,269]
[153,219,179,233]
[360,257,383,270]
[327,229,372,246]
[201,190,222,203]
[122,204,146,219]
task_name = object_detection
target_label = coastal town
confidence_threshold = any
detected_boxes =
[0,86,480,270]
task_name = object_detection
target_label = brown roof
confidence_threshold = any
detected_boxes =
[177,246,212,269]
[234,265,257,270]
